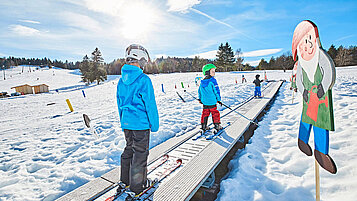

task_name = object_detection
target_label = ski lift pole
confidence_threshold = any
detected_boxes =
[221,102,258,126]
[183,90,199,101]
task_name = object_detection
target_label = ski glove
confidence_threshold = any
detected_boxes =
[317,84,325,99]
[217,101,223,106]
[198,99,203,104]
[303,89,309,103]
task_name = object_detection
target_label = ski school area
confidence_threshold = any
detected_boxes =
[1,65,357,201]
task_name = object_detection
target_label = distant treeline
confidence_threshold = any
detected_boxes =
[1,44,356,75]
[0,57,79,70]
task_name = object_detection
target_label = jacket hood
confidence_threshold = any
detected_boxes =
[121,64,143,85]
[200,77,213,88]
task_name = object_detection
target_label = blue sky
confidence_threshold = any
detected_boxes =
[0,0,356,66]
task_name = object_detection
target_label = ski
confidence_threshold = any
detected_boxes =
[147,154,169,173]
[125,159,183,201]
[192,127,212,141]
[104,154,170,201]
[105,184,129,201]
[205,122,231,140]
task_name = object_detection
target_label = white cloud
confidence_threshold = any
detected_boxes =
[61,12,102,32]
[167,0,201,13]
[242,48,282,57]
[244,60,261,66]
[9,25,40,36]
[19,19,40,24]
[188,50,216,59]
[83,0,125,16]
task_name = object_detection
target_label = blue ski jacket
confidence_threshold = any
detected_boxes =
[117,64,159,132]
[198,77,221,106]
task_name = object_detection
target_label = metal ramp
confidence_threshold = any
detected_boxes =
[57,81,283,201]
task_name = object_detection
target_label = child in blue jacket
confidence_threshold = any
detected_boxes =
[116,44,159,195]
[198,64,223,132]
[253,74,263,98]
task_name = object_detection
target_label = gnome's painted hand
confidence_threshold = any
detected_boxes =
[317,84,325,99]
[303,89,309,102]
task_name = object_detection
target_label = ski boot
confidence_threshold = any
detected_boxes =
[214,123,223,133]
[125,179,156,201]
[116,181,129,194]
[200,123,209,134]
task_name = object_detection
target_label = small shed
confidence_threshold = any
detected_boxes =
[11,84,33,95]
[32,84,49,94]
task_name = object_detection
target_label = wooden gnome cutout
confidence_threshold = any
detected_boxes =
[292,20,337,174]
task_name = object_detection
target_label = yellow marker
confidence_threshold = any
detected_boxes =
[66,99,74,112]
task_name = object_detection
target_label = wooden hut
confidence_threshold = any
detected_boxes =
[32,84,49,94]
[11,84,33,95]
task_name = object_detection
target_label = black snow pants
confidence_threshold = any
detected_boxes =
[120,129,150,194]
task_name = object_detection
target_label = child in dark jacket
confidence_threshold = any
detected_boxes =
[253,74,263,97]
[198,64,223,132]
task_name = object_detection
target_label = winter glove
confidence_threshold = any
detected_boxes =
[303,89,309,103]
[317,84,325,99]
[198,99,203,104]
[294,88,297,92]
[217,101,223,106]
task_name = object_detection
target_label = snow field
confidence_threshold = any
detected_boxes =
[1,66,282,200]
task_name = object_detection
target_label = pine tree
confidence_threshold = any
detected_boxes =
[234,48,244,71]
[90,47,107,84]
[79,55,91,84]
[327,45,338,63]
[215,42,235,72]
[257,58,268,70]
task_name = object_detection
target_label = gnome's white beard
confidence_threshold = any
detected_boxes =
[298,46,319,83]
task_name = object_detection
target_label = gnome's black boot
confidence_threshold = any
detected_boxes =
[298,139,312,156]
[314,149,337,174]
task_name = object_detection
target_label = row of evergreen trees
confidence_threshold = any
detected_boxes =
[105,42,250,75]
[0,57,78,69]
[256,45,357,71]
[1,44,356,77]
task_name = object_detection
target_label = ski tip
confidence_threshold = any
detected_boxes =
[176,159,183,164]
[105,196,114,201]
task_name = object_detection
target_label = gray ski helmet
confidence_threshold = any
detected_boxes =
[125,44,150,69]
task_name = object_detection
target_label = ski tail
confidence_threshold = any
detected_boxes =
[126,159,183,200]
[147,154,169,173]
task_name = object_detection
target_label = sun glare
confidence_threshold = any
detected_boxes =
[120,2,157,40]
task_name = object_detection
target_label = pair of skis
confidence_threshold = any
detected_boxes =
[193,122,231,141]
[105,155,181,201]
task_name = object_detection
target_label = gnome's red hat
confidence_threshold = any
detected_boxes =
[292,20,320,61]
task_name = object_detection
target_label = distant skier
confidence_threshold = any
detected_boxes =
[253,74,263,98]
[116,44,159,195]
[195,74,203,86]
[242,74,247,83]
[198,64,223,132]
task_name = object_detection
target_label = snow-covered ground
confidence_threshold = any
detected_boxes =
[0,65,356,200]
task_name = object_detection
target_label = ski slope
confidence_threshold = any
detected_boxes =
[0,65,356,201]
